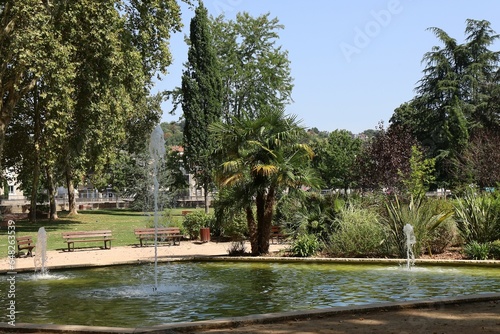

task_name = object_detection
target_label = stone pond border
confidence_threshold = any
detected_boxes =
[1,256,499,333]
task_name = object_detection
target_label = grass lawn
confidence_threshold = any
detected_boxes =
[1,208,205,253]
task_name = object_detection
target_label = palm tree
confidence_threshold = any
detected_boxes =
[211,108,321,255]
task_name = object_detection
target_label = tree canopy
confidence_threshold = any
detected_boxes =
[391,19,500,187]
[1,0,186,217]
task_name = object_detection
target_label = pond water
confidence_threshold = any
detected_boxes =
[2,261,500,328]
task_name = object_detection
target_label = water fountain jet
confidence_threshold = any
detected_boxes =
[149,124,166,291]
[403,224,416,270]
[34,227,48,276]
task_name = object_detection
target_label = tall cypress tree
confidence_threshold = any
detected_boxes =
[182,1,222,212]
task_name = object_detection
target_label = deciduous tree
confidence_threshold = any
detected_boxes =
[312,130,362,193]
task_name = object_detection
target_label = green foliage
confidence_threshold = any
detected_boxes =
[327,205,388,257]
[392,20,500,186]
[276,192,343,242]
[212,187,249,240]
[211,12,293,122]
[459,129,500,188]
[290,234,321,257]
[161,121,184,146]
[463,241,491,260]
[383,195,454,257]
[1,0,184,214]
[454,189,500,243]
[312,130,362,191]
[182,211,214,240]
[211,108,321,255]
[427,219,457,255]
[181,2,223,209]
[402,145,436,197]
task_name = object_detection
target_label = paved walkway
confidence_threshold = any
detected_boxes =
[1,241,287,272]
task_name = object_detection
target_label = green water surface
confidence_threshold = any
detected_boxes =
[1,261,500,328]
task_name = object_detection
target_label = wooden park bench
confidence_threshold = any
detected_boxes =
[16,236,35,257]
[134,227,183,247]
[62,230,114,252]
[270,226,288,244]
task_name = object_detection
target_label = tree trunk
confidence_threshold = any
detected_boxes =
[29,158,40,222]
[46,168,58,220]
[246,205,257,254]
[253,187,275,256]
[204,184,210,214]
[29,85,41,223]
[65,167,78,215]
[0,119,6,174]
[255,186,275,255]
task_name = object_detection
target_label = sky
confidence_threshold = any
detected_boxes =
[156,0,500,134]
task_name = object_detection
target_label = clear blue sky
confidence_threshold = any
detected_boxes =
[156,0,500,134]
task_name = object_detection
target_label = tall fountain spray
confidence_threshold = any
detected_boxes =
[149,124,166,290]
[34,227,48,276]
[403,224,416,270]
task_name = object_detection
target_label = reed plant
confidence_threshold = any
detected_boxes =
[383,195,454,258]
[454,189,500,243]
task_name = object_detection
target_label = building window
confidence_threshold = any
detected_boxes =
[9,185,14,195]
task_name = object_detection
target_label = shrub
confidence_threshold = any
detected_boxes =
[454,189,500,243]
[425,199,458,254]
[490,240,500,260]
[182,211,214,240]
[218,213,248,241]
[275,191,344,241]
[212,188,249,240]
[427,220,457,254]
[326,205,387,257]
[290,234,320,257]
[463,241,491,260]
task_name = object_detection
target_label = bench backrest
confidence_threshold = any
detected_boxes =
[271,226,281,234]
[62,230,112,239]
[16,236,35,246]
[134,227,181,234]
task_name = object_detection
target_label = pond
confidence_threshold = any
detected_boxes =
[2,261,500,328]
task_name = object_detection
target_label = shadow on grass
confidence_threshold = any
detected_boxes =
[77,209,143,217]
[1,217,81,234]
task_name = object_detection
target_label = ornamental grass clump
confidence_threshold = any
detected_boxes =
[327,205,387,257]
[454,189,500,244]
[463,241,491,260]
[383,195,454,258]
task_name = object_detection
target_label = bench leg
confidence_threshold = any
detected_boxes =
[67,242,74,252]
